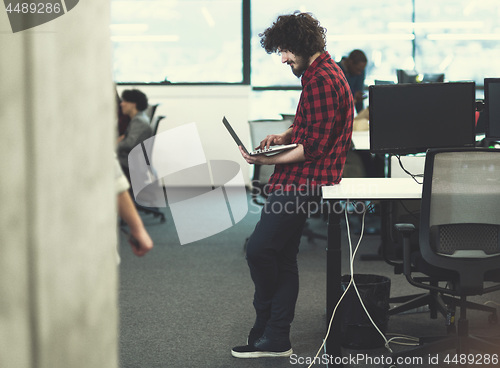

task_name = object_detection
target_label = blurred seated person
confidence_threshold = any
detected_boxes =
[117,89,153,180]
[116,89,130,136]
[352,107,369,131]
[343,107,384,179]
[337,49,367,113]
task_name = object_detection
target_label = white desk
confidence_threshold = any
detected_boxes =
[322,178,422,200]
[321,178,422,365]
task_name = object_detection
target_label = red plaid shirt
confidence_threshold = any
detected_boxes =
[268,52,354,192]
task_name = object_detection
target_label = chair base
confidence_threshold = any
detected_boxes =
[389,291,497,323]
[389,334,499,367]
[388,300,500,368]
[135,203,166,223]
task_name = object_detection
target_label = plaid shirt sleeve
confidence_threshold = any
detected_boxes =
[299,78,339,161]
[268,52,353,192]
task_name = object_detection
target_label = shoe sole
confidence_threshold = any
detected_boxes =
[231,348,293,359]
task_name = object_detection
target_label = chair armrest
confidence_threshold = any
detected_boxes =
[394,223,416,236]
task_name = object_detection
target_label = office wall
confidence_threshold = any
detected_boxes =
[117,85,253,185]
[0,3,118,368]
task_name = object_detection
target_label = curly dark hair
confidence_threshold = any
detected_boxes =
[259,12,326,58]
[121,89,148,111]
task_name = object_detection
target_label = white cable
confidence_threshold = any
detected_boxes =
[386,332,420,346]
[347,202,422,351]
[306,202,358,368]
[307,201,421,368]
[345,202,394,353]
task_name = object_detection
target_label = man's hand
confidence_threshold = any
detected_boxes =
[239,144,306,166]
[257,128,293,150]
[239,146,272,165]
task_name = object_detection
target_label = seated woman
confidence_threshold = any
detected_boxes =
[117,89,153,180]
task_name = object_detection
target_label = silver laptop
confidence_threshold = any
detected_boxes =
[222,117,297,156]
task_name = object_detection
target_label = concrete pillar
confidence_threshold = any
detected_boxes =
[0,2,118,368]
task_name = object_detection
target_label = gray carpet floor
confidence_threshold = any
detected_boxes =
[118,195,500,368]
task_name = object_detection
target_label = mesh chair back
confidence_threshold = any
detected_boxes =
[428,150,500,257]
[421,149,500,294]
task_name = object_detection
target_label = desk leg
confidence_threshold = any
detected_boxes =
[326,206,343,367]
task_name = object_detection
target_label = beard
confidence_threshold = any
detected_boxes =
[288,55,308,78]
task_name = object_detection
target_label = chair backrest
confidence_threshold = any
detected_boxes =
[144,104,159,123]
[150,115,165,136]
[419,148,500,294]
[248,119,292,201]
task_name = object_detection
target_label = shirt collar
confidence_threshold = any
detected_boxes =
[302,51,330,86]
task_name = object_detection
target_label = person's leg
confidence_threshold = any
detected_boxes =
[263,218,305,340]
[232,192,309,357]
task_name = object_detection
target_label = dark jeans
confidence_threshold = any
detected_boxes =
[246,191,313,340]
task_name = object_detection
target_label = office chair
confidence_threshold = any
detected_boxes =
[389,148,500,363]
[132,113,167,223]
[381,155,496,323]
[246,119,326,244]
[144,103,159,123]
[247,119,289,205]
[383,155,440,317]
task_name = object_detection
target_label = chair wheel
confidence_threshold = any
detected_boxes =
[488,313,498,324]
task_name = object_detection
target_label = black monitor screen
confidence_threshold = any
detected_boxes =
[397,69,445,84]
[422,73,445,83]
[369,82,476,154]
[485,78,500,139]
[397,69,419,84]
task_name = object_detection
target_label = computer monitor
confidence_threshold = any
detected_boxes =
[396,69,419,84]
[374,80,395,85]
[369,82,476,154]
[422,73,445,83]
[484,78,500,139]
[397,69,445,84]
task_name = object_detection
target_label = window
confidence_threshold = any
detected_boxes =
[111,1,500,117]
[250,1,414,118]
[111,0,242,83]
[251,0,415,87]
[414,0,500,83]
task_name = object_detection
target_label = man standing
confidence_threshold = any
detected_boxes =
[337,49,368,112]
[231,12,353,358]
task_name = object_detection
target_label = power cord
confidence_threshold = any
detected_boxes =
[395,155,424,185]
[308,201,420,368]
[346,203,421,351]
[306,202,369,368]
[345,201,394,353]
